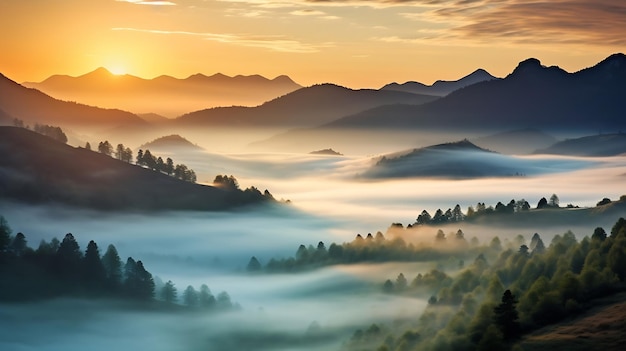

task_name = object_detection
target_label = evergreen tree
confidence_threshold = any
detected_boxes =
[199,284,216,309]
[83,240,106,291]
[160,280,177,303]
[549,194,560,207]
[165,158,174,175]
[102,244,123,290]
[415,210,432,225]
[247,256,262,272]
[0,215,12,252]
[136,149,144,165]
[494,289,520,340]
[183,285,199,307]
[11,232,27,256]
[85,142,92,151]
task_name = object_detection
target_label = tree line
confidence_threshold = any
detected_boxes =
[0,215,233,310]
[345,217,626,351]
[247,228,497,273]
[88,140,197,183]
[413,194,569,226]
[13,118,68,144]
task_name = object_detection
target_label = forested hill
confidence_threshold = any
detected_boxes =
[0,127,274,211]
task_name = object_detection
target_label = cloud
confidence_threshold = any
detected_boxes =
[290,9,327,16]
[289,8,340,19]
[218,0,626,47]
[117,0,176,5]
[111,27,331,53]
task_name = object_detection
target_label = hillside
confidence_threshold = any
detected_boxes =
[472,128,558,155]
[361,140,592,179]
[516,293,626,351]
[0,73,145,131]
[23,68,302,117]
[381,68,498,96]
[139,134,203,153]
[174,84,439,128]
[0,127,272,211]
[534,134,626,156]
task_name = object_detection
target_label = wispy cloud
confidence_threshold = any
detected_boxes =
[116,0,176,5]
[112,27,331,53]
[218,0,626,46]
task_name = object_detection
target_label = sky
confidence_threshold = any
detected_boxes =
[1,0,624,88]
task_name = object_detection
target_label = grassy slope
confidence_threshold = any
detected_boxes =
[516,292,626,351]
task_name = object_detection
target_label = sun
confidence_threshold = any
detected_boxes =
[106,64,127,76]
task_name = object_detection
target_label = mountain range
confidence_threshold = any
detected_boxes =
[253,53,626,152]
[0,127,272,211]
[23,68,303,117]
[0,73,145,132]
[174,83,438,128]
[381,69,498,96]
[328,54,626,131]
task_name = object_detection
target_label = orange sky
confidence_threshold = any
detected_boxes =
[1,0,624,88]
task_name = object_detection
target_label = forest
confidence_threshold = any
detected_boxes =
[0,215,234,311]
[341,218,626,351]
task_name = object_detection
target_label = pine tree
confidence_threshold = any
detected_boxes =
[160,280,177,303]
[494,289,520,340]
[0,215,12,252]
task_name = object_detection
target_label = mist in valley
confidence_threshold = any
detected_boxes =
[2,132,625,350]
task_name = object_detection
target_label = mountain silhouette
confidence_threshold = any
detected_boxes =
[327,53,626,132]
[253,53,626,152]
[534,133,626,156]
[174,84,438,128]
[381,69,498,96]
[23,68,303,117]
[0,127,271,211]
[0,73,145,131]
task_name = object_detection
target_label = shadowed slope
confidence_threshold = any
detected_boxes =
[0,73,145,131]
[175,84,439,128]
[0,127,272,211]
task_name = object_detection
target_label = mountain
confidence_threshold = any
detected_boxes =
[138,113,170,124]
[360,140,592,179]
[174,83,439,128]
[139,134,203,152]
[534,133,626,156]
[23,68,303,117]
[0,127,272,211]
[0,73,146,131]
[381,69,498,96]
[309,148,343,156]
[328,53,626,132]
[254,54,626,153]
[472,128,558,155]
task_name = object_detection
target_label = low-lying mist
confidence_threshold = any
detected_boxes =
[3,134,626,351]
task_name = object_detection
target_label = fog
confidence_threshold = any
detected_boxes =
[2,138,625,350]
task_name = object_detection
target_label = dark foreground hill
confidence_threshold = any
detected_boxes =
[0,127,273,211]
[534,133,626,156]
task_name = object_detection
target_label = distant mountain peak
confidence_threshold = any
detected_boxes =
[427,139,492,152]
[81,67,115,79]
